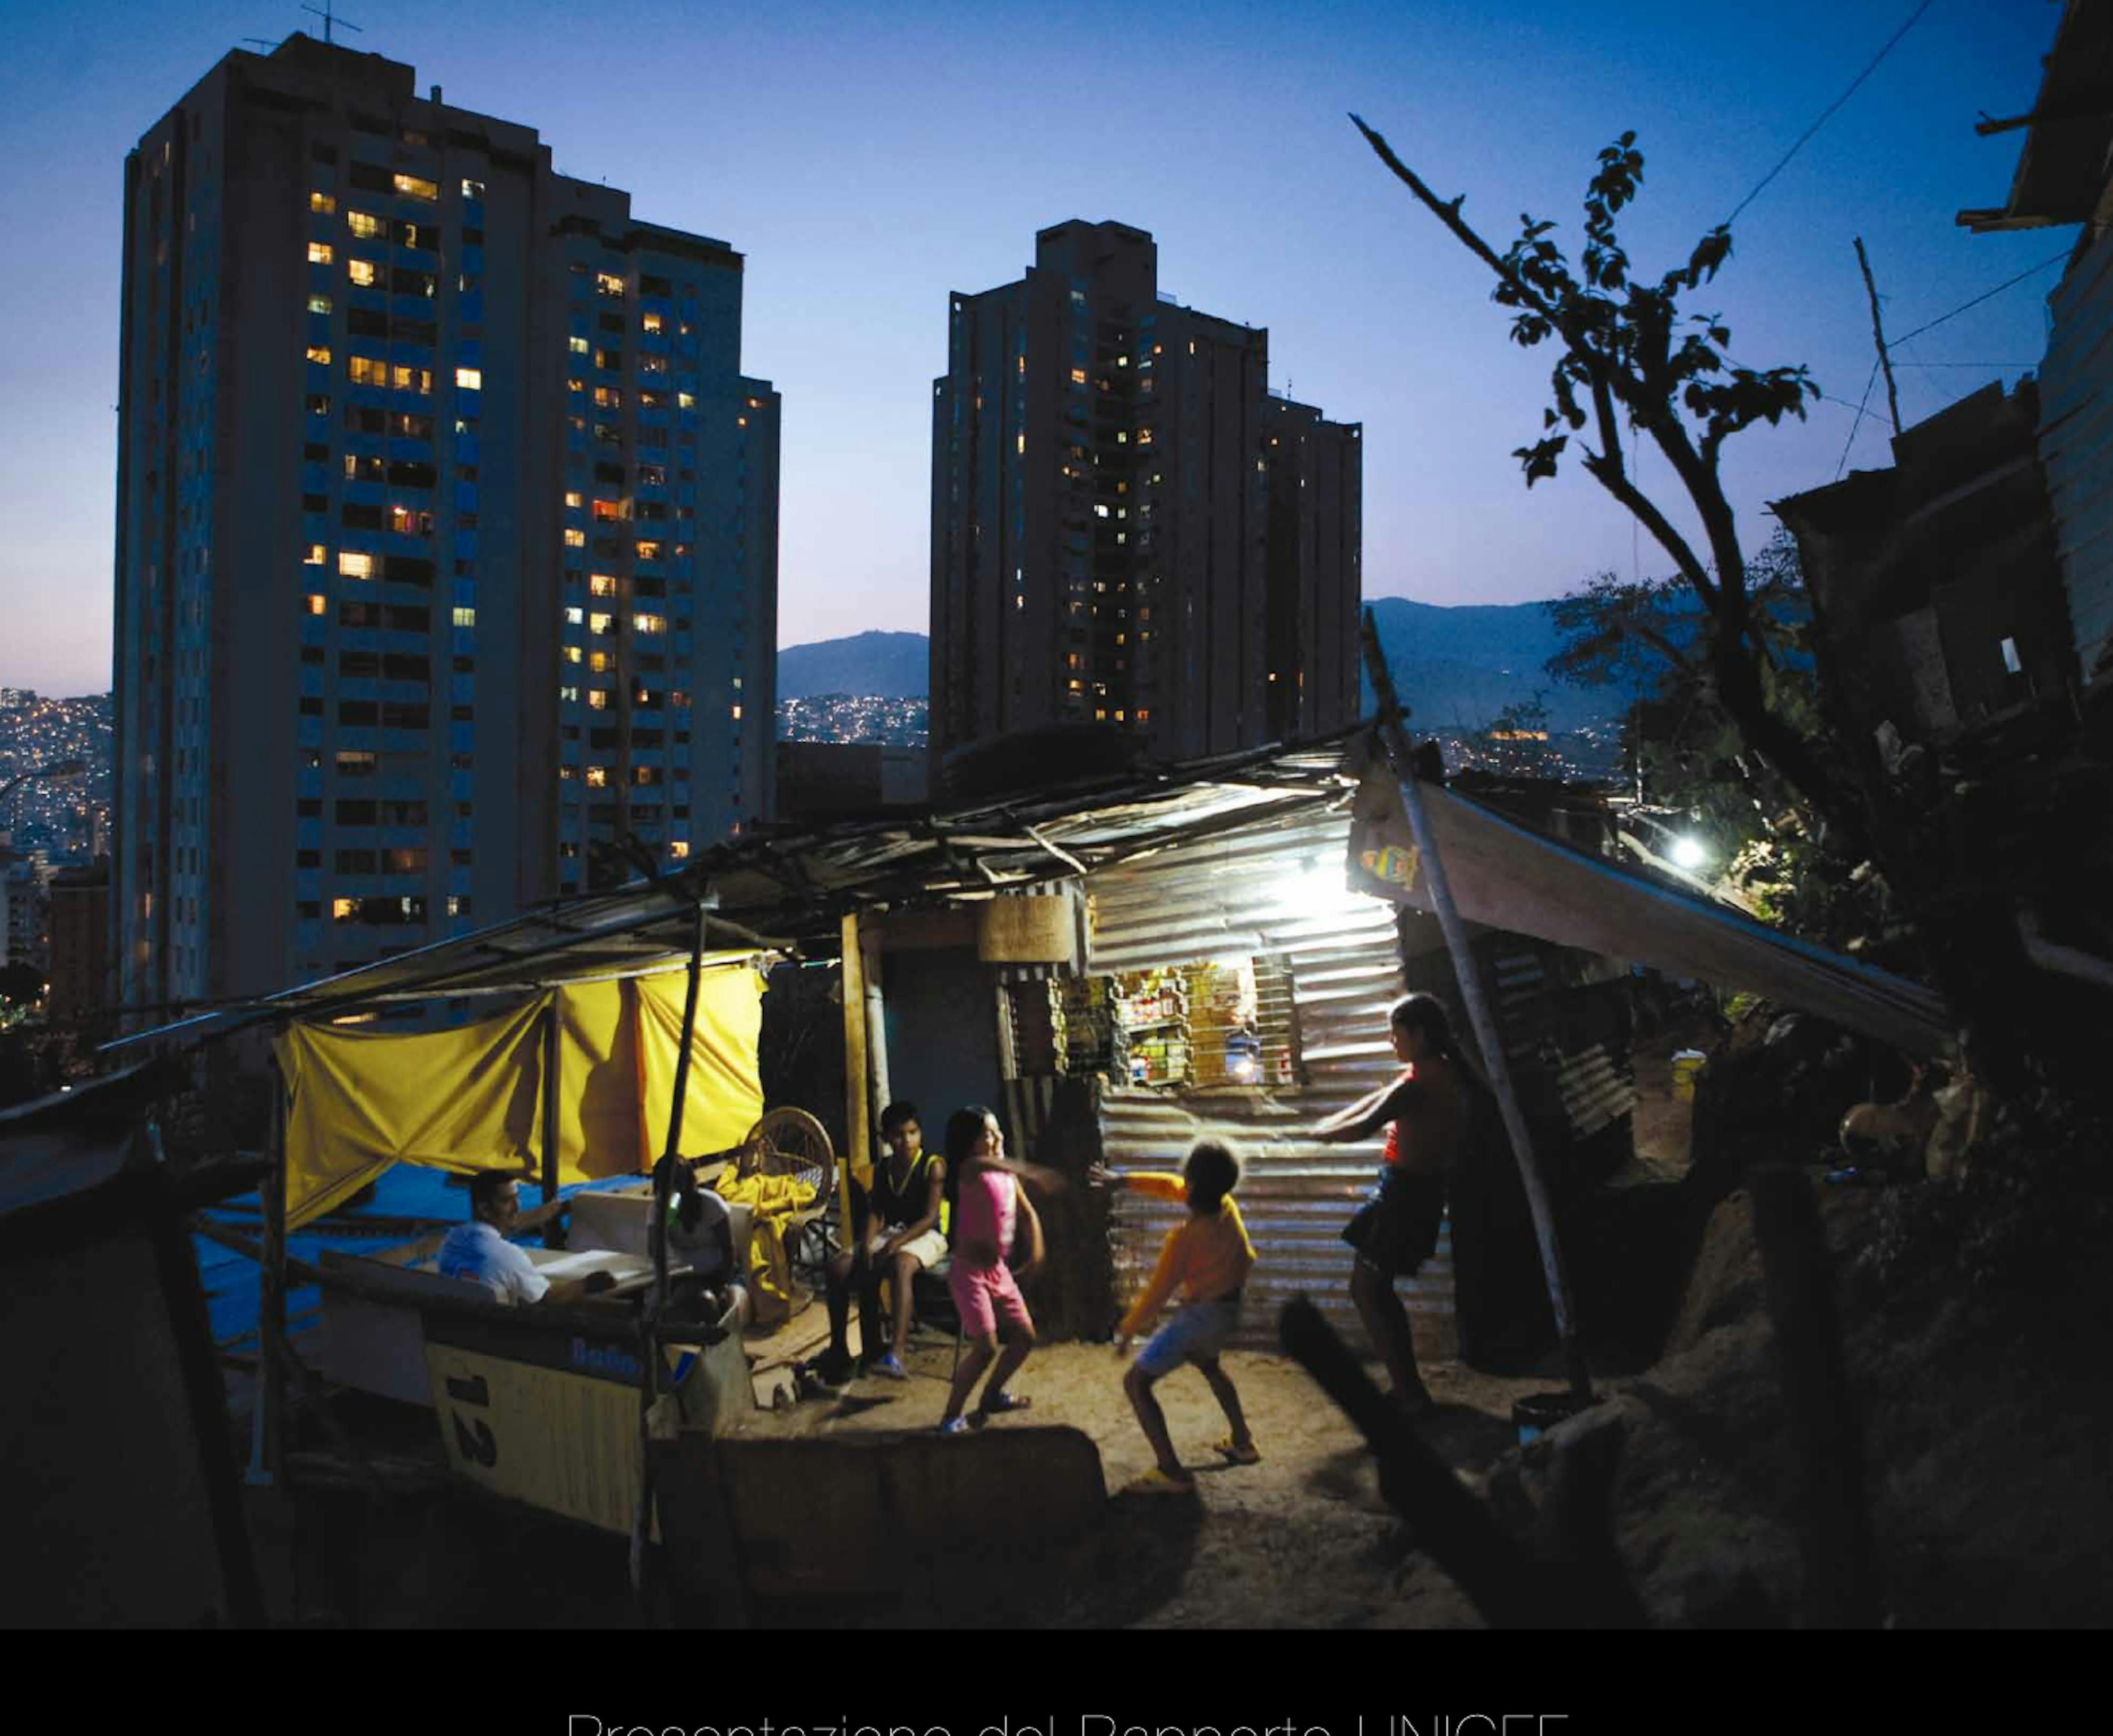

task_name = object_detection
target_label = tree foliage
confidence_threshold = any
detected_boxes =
[1352,117,1867,856]
[1547,531,1881,944]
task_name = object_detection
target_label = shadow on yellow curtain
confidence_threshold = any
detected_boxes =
[273,996,551,1229]
[633,966,766,1163]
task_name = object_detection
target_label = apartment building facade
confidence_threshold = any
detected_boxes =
[112,34,778,1015]
[930,220,1359,766]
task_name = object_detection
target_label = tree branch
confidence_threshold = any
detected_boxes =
[1352,114,1558,319]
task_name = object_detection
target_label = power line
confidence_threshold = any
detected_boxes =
[1887,249,2072,347]
[1727,0,1937,228]
[1836,358,1883,480]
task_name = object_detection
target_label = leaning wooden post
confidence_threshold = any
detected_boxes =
[248,1042,290,1486]
[633,897,711,1609]
[1360,610,1593,1407]
[839,911,870,1254]
[540,993,564,1248]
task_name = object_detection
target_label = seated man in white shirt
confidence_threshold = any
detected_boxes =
[438,1172,613,1305]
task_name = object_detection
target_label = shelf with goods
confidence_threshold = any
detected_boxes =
[1112,967,1192,1088]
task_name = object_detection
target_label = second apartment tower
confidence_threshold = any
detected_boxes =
[930,220,1360,764]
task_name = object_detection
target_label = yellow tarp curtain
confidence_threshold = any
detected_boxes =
[273,962,766,1230]
[634,968,766,1165]
[275,996,548,1228]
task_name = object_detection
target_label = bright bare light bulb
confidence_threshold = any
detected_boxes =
[1671,836,1708,871]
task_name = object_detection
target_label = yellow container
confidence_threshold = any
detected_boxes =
[1671,1050,1707,1102]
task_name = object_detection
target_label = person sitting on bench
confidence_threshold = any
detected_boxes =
[438,1172,613,1305]
[818,1100,948,1383]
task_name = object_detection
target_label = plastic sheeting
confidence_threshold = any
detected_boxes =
[273,963,765,1229]
[1347,762,1953,1056]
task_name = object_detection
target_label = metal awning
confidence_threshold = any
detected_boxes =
[107,732,1365,1052]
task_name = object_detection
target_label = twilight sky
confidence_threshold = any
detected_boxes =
[0,0,2072,696]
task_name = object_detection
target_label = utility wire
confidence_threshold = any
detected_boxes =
[1835,358,1884,479]
[1886,249,2073,347]
[1726,0,1937,228]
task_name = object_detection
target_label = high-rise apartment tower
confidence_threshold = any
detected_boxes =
[113,35,779,1015]
[930,220,1359,766]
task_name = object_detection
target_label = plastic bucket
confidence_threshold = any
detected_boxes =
[1671,1049,1708,1102]
[1512,1392,1580,1447]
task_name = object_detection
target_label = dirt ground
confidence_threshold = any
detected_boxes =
[737,1326,1559,1629]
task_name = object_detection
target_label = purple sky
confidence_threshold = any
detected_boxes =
[0,0,2071,696]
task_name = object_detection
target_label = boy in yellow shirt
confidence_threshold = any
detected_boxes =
[1094,1139,1259,1494]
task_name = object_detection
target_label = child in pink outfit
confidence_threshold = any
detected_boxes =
[937,1105,1045,1433]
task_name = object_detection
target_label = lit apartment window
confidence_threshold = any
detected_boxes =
[347,259,376,287]
[307,594,327,615]
[633,613,666,635]
[563,646,582,664]
[394,173,439,201]
[308,294,333,315]
[635,540,664,562]
[595,272,625,297]
[669,840,689,859]
[1016,434,1025,454]
[642,312,663,333]
[308,242,334,264]
[346,210,385,239]
[338,552,374,579]
[586,766,609,786]
[564,528,586,548]
[592,385,620,409]
[1136,708,1151,723]
[589,612,613,634]
[332,897,357,921]
[588,651,612,674]
[347,356,385,386]
[306,345,332,365]
[587,690,609,711]
[1071,368,1087,385]
[305,543,327,565]
[569,336,590,355]
[590,574,617,598]
[564,606,584,625]
[591,500,625,521]
[731,703,742,721]
[676,392,695,409]
[452,607,476,627]
[456,368,482,391]
[310,190,337,214]
[462,178,486,199]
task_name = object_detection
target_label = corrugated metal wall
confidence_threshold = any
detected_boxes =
[1083,810,1454,1357]
[2041,229,2113,685]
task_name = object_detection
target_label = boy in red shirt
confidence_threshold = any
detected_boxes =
[1096,1139,1259,1494]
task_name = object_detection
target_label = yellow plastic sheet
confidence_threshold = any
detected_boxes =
[634,966,766,1163]
[275,997,548,1228]
[274,961,766,1228]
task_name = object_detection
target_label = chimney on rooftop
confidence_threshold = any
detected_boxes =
[430,84,442,103]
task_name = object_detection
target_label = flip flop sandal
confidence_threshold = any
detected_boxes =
[1127,1468,1198,1496]
[977,1390,1032,1415]
[1212,1436,1262,1465]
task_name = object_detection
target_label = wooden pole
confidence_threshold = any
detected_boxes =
[247,1046,290,1485]
[861,926,891,1133]
[1854,237,1904,438]
[839,911,870,1254]
[633,898,710,1614]
[1360,611,1593,1406]
[540,993,564,1249]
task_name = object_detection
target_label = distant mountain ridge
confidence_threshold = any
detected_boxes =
[776,630,927,699]
[779,598,1662,728]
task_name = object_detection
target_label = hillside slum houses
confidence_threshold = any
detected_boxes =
[1775,0,2113,1038]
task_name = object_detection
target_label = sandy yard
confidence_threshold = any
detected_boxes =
[729,1316,1563,1629]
